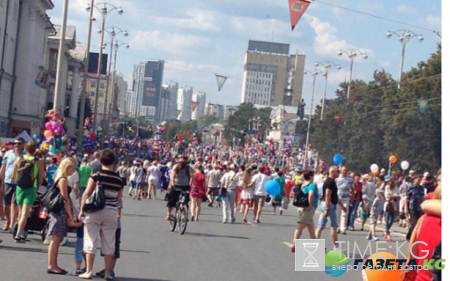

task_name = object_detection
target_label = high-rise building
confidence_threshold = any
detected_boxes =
[240,40,305,108]
[157,87,171,123]
[162,81,179,120]
[223,105,238,120]
[191,92,206,120]
[131,60,164,123]
[205,103,224,120]
[177,87,193,122]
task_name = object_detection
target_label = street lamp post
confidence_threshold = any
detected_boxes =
[338,49,368,100]
[386,30,424,89]
[53,0,69,114]
[98,27,128,136]
[314,61,341,120]
[76,0,95,154]
[88,2,124,130]
[303,70,319,169]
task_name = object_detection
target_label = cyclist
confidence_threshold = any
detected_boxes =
[165,155,197,219]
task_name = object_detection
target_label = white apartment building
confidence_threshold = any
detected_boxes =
[205,103,224,120]
[126,90,137,116]
[177,86,193,122]
[223,105,238,120]
[191,92,206,120]
[162,81,178,120]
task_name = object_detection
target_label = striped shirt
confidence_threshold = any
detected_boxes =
[91,170,124,209]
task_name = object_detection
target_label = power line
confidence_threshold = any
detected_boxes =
[311,0,439,34]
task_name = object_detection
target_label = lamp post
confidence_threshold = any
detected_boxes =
[53,0,69,114]
[338,49,368,100]
[314,61,341,121]
[87,2,124,130]
[76,0,95,154]
[108,40,129,130]
[303,70,319,169]
[97,27,128,136]
[386,29,424,90]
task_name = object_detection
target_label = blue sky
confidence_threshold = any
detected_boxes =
[48,0,441,110]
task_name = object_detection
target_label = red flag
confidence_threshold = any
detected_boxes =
[334,114,341,124]
[289,0,311,31]
[191,101,199,111]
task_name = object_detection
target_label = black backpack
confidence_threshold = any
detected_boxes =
[293,184,310,208]
[15,157,37,189]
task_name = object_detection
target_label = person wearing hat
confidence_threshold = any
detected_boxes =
[219,164,239,223]
[367,189,385,241]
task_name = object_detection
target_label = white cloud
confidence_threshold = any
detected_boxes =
[130,30,206,55]
[425,15,441,30]
[397,4,418,15]
[230,15,303,40]
[153,9,221,32]
[304,14,373,59]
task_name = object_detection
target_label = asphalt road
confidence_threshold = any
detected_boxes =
[0,192,409,281]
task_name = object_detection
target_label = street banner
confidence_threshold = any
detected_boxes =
[289,0,311,31]
[418,99,429,114]
[191,101,199,111]
[216,74,228,92]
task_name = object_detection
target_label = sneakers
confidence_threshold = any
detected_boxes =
[372,236,380,241]
[366,234,372,240]
[73,268,86,276]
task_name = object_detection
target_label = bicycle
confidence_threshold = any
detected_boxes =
[169,190,190,235]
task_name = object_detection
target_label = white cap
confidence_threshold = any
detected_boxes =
[230,164,236,169]
[423,172,429,177]
[409,170,415,174]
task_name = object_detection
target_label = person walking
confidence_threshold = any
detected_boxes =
[272,171,285,215]
[291,170,318,252]
[383,179,399,241]
[190,163,206,221]
[147,161,160,200]
[12,141,45,242]
[251,165,270,223]
[47,157,59,187]
[405,175,426,240]
[134,162,146,200]
[219,164,239,224]
[78,149,124,280]
[240,167,254,223]
[347,172,363,231]
[315,166,347,251]
[206,164,222,207]
[335,165,353,234]
[0,137,25,232]
[128,161,138,196]
[88,152,101,174]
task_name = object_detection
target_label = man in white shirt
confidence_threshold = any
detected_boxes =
[251,165,270,223]
[219,164,239,223]
[207,165,222,207]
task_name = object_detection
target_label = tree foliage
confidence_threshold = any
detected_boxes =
[309,45,441,173]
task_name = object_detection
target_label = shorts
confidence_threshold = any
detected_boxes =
[16,186,37,206]
[130,181,136,189]
[253,195,265,208]
[370,218,378,225]
[4,183,17,206]
[207,187,219,197]
[149,178,158,186]
[317,201,338,229]
[166,186,190,208]
[360,213,368,220]
[121,177,127,186]
[297,207,316,225]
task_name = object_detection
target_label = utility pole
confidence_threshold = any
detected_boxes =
[53,0,69,114]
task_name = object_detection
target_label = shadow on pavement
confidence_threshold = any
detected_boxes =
[122,213,161,219]
[116,278,173,281]
[185,232,249,240]
[0,245,72,256]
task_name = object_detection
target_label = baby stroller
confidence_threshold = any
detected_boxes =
[12,193,49,242]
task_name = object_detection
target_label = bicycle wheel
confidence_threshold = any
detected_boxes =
[177,205,188,235]
[169,210,177,232]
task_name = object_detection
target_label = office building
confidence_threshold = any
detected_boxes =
[162,81,179,120]
[177,86,193,122]
[191,92,206,120]
[240,40,305,108]
[205,103,224,120]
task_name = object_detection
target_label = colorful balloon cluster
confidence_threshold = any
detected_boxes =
[41,110,71,155]
[155,121,166,138]
[82,117,98,153]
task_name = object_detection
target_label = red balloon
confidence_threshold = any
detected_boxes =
[89,132,96,138]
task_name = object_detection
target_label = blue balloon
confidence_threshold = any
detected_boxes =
[55,138,61,149]
[49,145,56,154]
[333,154,344,165]
[265,180,281,196]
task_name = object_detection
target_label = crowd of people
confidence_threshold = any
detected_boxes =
[0,138,442,281]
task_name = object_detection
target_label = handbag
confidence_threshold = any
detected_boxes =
[83,173,106,213]
[293,184,310,208]
[400,215,425,281]
[282,198,289,210]
[386,200,395,213]
[41,178,64,213]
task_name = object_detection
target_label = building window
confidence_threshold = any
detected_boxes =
[99,92,104,97]
[90,92,95,97]
[100,82,105,89]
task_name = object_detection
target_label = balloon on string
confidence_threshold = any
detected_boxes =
[44,130,53,138]
[362,252,401,280]
[55,138,61,149]
[401,161,409,171]
[333,154,344,165]
[389,155,397,164]
[265,180,281,196]
[370,164,379,173]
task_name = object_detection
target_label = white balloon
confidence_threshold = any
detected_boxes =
[370,164,379,173]
[401,161,410,171]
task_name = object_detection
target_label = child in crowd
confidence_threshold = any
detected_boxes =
[367,189,385,241]
[359,195,371,231]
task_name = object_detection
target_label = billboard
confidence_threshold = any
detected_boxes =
[88,53,108,74]
[143,80,157,106]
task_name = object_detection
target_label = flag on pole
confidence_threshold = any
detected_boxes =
[289,0,311,31]
[216,74,228,92]
[418,99,429,114]
[191,101,199,111]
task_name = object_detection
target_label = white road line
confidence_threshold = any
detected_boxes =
[283,242,292,247]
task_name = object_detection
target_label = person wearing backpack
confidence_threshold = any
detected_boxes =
[12,141,45,242]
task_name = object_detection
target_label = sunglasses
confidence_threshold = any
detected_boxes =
[14,142,23,146]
